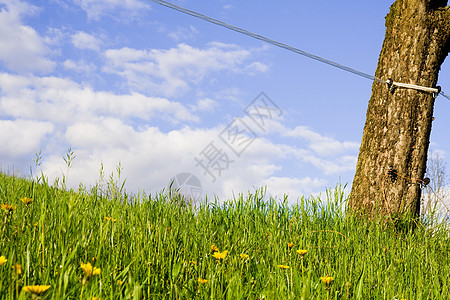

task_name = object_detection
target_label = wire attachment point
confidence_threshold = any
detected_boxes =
[387,166,397,182]
[386,78,396,94]
[433,86,441,99]
[421,177,430,188]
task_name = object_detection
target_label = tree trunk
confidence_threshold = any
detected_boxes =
[349,0,450,220]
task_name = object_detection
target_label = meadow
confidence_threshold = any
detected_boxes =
[0,170,449,299]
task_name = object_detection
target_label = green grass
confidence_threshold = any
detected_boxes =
[0,171,449,299]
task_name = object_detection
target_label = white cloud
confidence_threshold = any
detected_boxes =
[190,98,217,112]
[227,115,358,175]
[71,31,102,51]
[245,61,269,74]
[0,70,358,199]
[17,113,320,201]
[75,0,150,20]
[0,119,54,157]
[0,0,55,73]
[214,87,245,106]
[65,118,137,150]
[62,59,97,73]
[103,43,269,97]
[40,123,221,195]
[0,108,356,202]
[0,73,198,124]
[167,25,199,42]
[299,153,357,174]
[282,125,360,156]
[222,5,234,11]
[262,176,327,201]
[44,27,66,47]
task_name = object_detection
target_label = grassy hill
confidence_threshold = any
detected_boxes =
[0,172,449,299]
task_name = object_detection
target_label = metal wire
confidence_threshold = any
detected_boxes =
[149,0,449,100]
[440,91,450,101]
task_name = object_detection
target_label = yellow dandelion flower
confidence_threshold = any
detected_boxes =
[117,280,123,285]
[13,264,22,275]
[22,285,51,295]
[198,277,208,284]
[240,253,249,259]
[91,297,100,300]
[210,244,219,252]
[320,274,334,286]
[103,217,117,222]
[190,261,197,265]
[212,250,228,259]
[278,264,290,269]
[0,256,7,266]
[1,203,15,213]
[20,197,33,205]
[80,262,101,278]
[297,249,308,256]
[288,242,294,248]
[80,262,92,277]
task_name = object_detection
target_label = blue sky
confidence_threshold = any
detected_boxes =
[1,0,449,203]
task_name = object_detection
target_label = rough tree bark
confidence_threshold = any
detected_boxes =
[349,0,450,219]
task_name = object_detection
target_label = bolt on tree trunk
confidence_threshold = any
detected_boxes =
[349,0,450,220]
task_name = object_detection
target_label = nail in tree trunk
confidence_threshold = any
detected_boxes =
[349,0,450,219]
